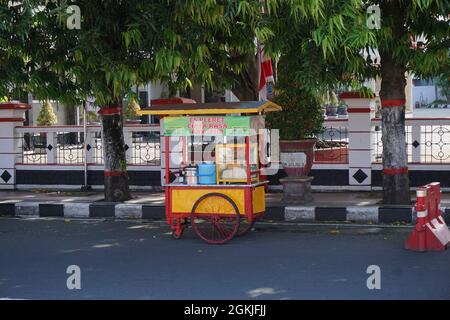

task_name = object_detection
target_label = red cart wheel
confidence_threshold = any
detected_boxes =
[191,193,240,244]
[237,219,255,236]
[172,229,183,239]
[171,218,188,239]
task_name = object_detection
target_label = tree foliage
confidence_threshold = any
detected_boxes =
[266,84,324,140]
[268,0,449,204]
[0,1,33,99]
[1,0,279,106]
[0,0,281,201]
[2,1,447,103]
[265,0,449,90]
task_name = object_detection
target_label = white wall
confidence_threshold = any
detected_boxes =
[133,81,169,102]
[225,89,240,102]
[149,81,169,101]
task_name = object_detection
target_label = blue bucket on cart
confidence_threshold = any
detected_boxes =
[197,163,216,185]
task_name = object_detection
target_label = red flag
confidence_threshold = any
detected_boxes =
[258,43,274,100]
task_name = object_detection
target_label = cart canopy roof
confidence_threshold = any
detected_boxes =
[138,100,282,116]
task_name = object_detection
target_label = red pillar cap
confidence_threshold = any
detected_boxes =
[0,102,31,110]
[339,92,375,99]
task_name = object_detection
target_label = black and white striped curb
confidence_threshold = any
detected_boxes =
[0,202,165,220]
[287,206,408,224]
[1,201,450,225]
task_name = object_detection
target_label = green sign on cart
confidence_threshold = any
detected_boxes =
[163,116,256,136]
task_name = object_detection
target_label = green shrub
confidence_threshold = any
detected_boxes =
[36,101,57,126]
[266,86,324,140]
[86,111,99,123]
[124,98,141,120]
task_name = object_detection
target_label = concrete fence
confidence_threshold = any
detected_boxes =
[1,94,450,191]
[0,102,161,190]
[310,93,450,190]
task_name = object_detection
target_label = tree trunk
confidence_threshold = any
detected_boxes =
[380,52,411,204]
[101,102,131,202]
[231,53,259,101]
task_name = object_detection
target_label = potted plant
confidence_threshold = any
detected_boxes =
[266,84,324,202]
[124,98,141,124]
[35,100,58,152]
[337,99,348,117]
[323,91,338,117]
[86,110,101,125]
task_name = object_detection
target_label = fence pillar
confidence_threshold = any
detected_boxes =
[46,131,57,164]
[340,92,375,188]
[411,124,421,163]
[85,130,95,164]
[124,129,133,163]
[0,102,31,190]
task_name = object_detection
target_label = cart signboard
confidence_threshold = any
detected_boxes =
[163,116,261,136]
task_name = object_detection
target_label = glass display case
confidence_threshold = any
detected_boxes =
[216,142,259,183]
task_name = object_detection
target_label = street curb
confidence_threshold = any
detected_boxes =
[0,201,166,220]
[284,205,416,224]
[2,201,447,225]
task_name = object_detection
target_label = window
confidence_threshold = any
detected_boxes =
[413,78,436,86]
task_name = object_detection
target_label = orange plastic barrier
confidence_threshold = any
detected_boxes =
[405,182,450,252]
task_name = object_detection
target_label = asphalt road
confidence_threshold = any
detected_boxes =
[0,217,449,300]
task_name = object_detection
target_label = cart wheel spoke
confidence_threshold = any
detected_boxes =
[213,220,227,238]
[237,218,255,237]
[191,193,240,244]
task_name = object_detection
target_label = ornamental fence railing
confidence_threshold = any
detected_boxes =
[15,124,161,166]
[315,117,450,165]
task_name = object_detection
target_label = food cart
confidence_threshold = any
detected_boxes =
[138,100,281,244]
